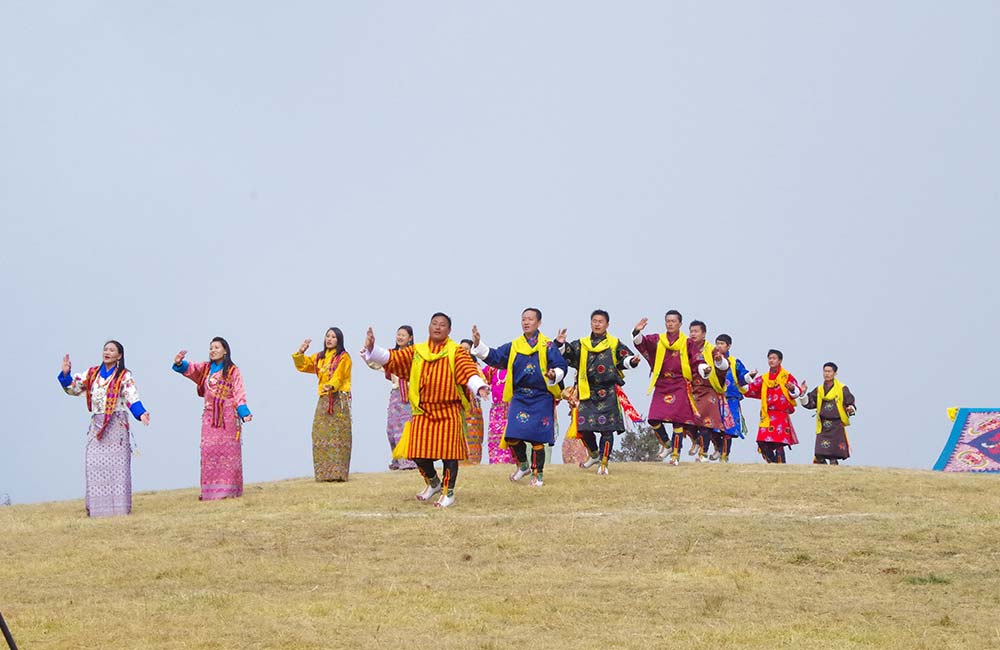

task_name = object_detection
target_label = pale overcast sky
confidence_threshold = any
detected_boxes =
[2,2,998,504]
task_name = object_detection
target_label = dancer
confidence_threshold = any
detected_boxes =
[711,334,751,462]
[173,337,252,499]
[458,339,486,465]
[58,341,149,517]
[293,327,353,481]
[556,309,640,475]
[383,326,417,470]
[472,308,568,487]
[743,349,803,464]
[632,311,698,465]
[361,313,488,508]
[800,362,857,465]
[482,364,515,464]
[684,321,729,462]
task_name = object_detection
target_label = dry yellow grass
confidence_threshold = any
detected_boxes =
[2,463,999,649]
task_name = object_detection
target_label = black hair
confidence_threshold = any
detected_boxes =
[318,327,346,361]
[460,338,474,347]
[103,340,127,378]
[690,320,707,333]
[394,325,414,350]
[715,334,733,346]
[665,309,683,323]
[591,309,610,322]
[823,362,839,373]
[523,307,542,321]
[767,349,783,361]
[430,312,452,328]
[211,336,235,379]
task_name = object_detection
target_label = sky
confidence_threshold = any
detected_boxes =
[2,2,998,504]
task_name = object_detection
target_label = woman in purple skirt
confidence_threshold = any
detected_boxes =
[58,341,150,517]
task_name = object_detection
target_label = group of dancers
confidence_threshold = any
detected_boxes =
[57,307,857,514]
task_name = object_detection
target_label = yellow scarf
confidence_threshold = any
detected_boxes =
[728,355,747,395]
[815,379,850,434]
[700,341,725,394]
[647,332,691,395]
[503,332,562,403]
[393,339,469,460]
[578,334,619,401]
[760,368,792,428]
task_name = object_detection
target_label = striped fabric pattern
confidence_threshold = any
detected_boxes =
[386,341,479,460]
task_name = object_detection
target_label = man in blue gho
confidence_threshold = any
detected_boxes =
[710,333,751,463]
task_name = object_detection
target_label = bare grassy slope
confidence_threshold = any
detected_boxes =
[2,463,999,649]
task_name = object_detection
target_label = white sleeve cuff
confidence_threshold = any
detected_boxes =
[742,373,753,384]
[547,367,565,386]
[714,356,730,370]
[799,396,809,406]
[789,384,803,398]
[361,345,389,367]
[467,374,487,396]
[632,333,644,345]
[472,341,490,361]
[627,355,641,369]
[698,363,711,379]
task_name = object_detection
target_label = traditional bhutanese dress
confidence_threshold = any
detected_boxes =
[802,382,856,460]
[372,341,483,460]
[59,365,147,517]
[723,357,750,438]
[687,341,728,431]
[482,367,514,464]
[478,334,568,445]
[174,360,251,500]
[461,389,486,466]
[634,333,697,426]
[561,334,636,433]
[385,372,417,470]
[744,368,801,447]
[293,350,353,481]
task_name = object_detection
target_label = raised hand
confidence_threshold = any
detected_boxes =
[298,338,312,354]
[61,354,71,375]
[545,367,557,381]
[174,350,188,366]
[555,328,568,345]
[472,325,481,348]
[712,347,724,361]
[634,317,648,332]
[140,412,151,426]
[847,405,856,416]
[364,328,375,352]
[787,381,799,393]
[799,380,808,393]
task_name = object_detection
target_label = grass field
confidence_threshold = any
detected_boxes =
[2,462,999,649]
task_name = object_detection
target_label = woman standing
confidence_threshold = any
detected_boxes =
[173,337,251,500]
[383,326,416,470]
[58,341,150,517]
[482,366,514,464]
[459,339,486,465]
[293,327,353,481]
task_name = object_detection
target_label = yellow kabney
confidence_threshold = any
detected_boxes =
[700,341,725,394]
[815,379,850,434]
[646,332,699,415]
[728,355,747,395]
[760,368,793,429]
[392,339,469,460]
[578,334,619,401]
[499,332,562,449]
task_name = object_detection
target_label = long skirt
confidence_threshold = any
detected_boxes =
[200,408,243,500]
[387,388,416,470]
[562,435,590,466]
[487,401,514,464]
[461,399,485,466]
[312,392,352,481]
[84,411,132,517]
[815,417,851,460]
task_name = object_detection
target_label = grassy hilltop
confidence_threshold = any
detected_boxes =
[1,463,999,650]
